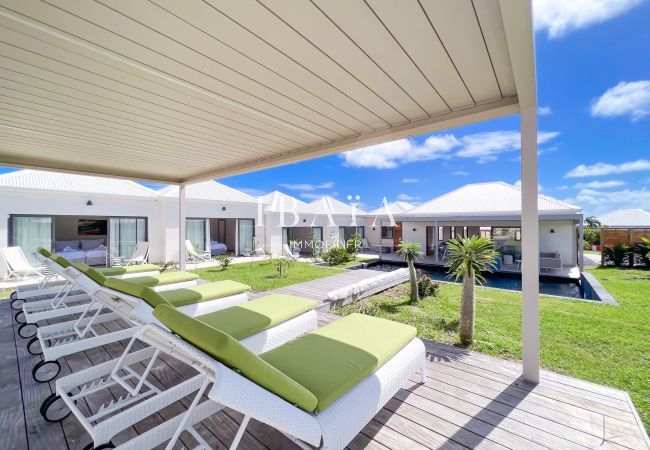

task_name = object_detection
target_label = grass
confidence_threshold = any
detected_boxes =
[585,250,601,255]
[336,267,650,429]
[193,259,344,292]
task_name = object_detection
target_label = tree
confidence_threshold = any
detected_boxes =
[584,216,601,228]
[445,236,498,345]
[396,241,424,303]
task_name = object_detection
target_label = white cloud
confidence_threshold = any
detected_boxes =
[565,159,650,177]
[453,171,469,176]
[342,130,559,168]
[402,178,419,183]
[590,80,650,122]
[534,0,643,39]
[299,191,338,201]
[396,194,420,201]
[573,180,625,189]
[568,187,650,215]
[341,135,459,169]
[278,181,334,191]
[538,105,552,116]
[513,180,544,192]
[237,187,267,197]
[456,131,559,163]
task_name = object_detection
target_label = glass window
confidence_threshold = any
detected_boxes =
[10,216,53,264]
[381,226,393,239]
[186,218,206,254]
[492,227,522,260]
[110,217,148,259]
[238,219,254,256]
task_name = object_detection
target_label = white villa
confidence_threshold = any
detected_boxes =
[1,170,584,278]
[599,208,650,228]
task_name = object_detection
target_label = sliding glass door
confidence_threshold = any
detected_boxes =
[238,219,254,256]
[186,218,207,254]
[109,217,147,259]
[9,215,53,264]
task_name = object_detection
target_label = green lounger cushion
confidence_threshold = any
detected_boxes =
[197,294,316,340]
[150,280,251,308]
[154,304,318,412]
[50,254,72,268]
[126,271,199,287]
[74,262,108,285]
[37,247,52,258]
[104,278,250,309]
[260,313,416,412]
[98,264,160,276]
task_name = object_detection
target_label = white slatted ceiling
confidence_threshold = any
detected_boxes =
[0,0,520,183]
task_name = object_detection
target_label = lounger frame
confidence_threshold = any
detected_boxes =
[56,310,318,447]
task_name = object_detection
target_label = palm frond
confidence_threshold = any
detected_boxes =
[445,236,498,285]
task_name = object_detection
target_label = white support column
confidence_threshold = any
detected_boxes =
[578,218,584,271]
[520,108,540,383]
[179,184,186,271]
[434,220,439,264]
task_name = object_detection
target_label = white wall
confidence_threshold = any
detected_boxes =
[539,220,576,266]
[0,190,163,276]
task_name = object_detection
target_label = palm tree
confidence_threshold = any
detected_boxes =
[445,236,498,345]
[396,240,424,303]
[584,216,601,228]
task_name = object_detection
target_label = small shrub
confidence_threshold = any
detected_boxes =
[264,249,274,262]
[273,258,295,278]
[158,261,178,273]
[583,241,592,251]
[215,254,233,270]
[602,243,630,267]
[346,232,362,258]
[357,299,380,316]
[417,273,440,298]
[321,247,351,265]
[584,227,600,246]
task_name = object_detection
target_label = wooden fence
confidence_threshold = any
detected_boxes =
[601,228,650,248]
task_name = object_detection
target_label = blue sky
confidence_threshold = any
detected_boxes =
[1,0,649,217]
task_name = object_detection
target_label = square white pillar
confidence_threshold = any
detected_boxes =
[179,184,186,271]
[520,108,540,383]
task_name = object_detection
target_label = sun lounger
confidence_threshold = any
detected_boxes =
[283,243,300,260]
[121,241,150,265]
[29,263,250,383]
[116,308,426,450]
[0,246,46,280]
[9,248,71,310]
[186,239,211,262]
[44,294,318,448]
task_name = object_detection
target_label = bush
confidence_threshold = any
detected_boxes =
[602,243,630,267]
[583,241,592,250]
[417,273,440,298]
[321,247,351,265]
[584,228,600,246]
[215,254,233,270]
[346,232,362,259]
[273,258,295,278]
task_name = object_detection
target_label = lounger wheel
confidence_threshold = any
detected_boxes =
[32,360,61,383]
[27,337,43,355]
[14,310,26,324]
[10,290,17,300]
[10,297,25,311]
[18,322,38,338]
[40,393,71,423]
[82,441,114,450]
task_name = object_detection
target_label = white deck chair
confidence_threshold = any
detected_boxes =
[1,246,46,280]
[283,244,300,260]
[28,266,247,383]
[45,296,318,448]
[8,250,70,310]
[186,239,211,262]
[114,309,426,450]
[123,241,150,265]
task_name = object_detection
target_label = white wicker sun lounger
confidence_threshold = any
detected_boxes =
[45,296,318,449]
[28,266,248,384]
[9,250,72,310]
[115,309,427,450]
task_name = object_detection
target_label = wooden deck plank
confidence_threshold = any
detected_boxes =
[1,296,648,450]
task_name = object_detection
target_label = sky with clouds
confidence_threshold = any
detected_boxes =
[1,0,649,217]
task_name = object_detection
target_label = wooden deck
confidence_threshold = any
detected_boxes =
[248,268,384,309]
[1,300,648,450]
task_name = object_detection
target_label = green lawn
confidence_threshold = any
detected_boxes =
[193,260,344,292]
[336,267,650,429]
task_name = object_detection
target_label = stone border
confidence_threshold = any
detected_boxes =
[581,272,618,305]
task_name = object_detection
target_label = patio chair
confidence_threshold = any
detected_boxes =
[0,246,46,280]
[116,307,426,450]
[123,241,150,265]
[43,294,319,448]
[283,243,300,260]
[186,239,211,262]
[360,238,371,253]
[27,263,250,383]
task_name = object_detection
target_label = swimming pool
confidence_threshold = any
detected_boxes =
[366,261,597,300]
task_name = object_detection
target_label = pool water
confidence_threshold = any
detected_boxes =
[367,262,594,300]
